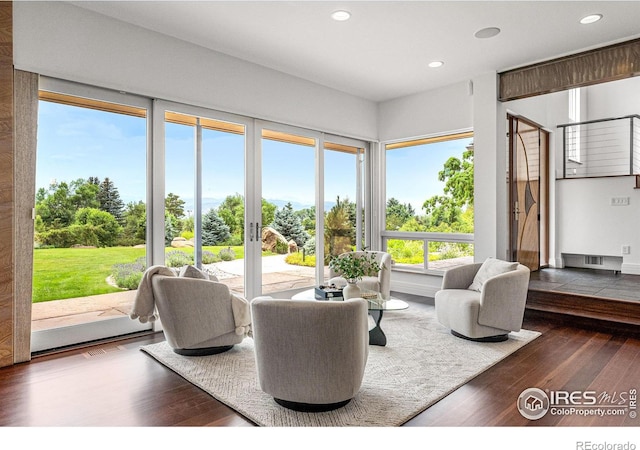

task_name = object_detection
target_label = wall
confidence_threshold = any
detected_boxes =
[377,80,472,142]
[13,1,377,141]
[505,78,640,274]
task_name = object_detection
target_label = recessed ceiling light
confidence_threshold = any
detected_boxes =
[331,10,351,21]
[474,27,501,39]
[428,61,444,68]
[580,14,603,24]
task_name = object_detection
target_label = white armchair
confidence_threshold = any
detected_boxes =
[435,259,531,342]
[251,297,369,412]
[328,250,392,300]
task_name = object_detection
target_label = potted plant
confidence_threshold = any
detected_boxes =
[329,251,384,300]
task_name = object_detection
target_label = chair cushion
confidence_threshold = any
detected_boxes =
[179,264,210,280]
[468,258,518,292]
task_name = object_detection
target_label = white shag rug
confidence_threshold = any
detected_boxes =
[141,303,540,427]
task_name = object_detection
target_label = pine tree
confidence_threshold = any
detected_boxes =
[202,209,231,245]
[97,177,125,224]
[272,202,309,247]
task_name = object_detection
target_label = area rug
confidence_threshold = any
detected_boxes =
[140,303,540,426]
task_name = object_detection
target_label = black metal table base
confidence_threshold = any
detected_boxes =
[368,309,386,346]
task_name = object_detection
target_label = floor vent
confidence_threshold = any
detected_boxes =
[82,345,126,358]
[584,255,604,265]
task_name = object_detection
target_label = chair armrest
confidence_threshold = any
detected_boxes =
[152,276,236,348]
[478,265,530,331]
[441,263,483,290]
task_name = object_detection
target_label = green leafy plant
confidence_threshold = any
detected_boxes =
[329,251,383,283]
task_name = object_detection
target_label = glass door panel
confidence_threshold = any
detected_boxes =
[164,109,247,294]
[201,126,246,294]
[259,128,317,295]
[323,142,363,279]
[32,87,151,352]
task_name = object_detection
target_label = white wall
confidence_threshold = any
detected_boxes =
[13,1,377,141]
[377,80,472,142]
[557,176,640,274]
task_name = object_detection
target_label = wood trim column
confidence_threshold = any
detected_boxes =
[0,1,14,368]
[14,70,38,363]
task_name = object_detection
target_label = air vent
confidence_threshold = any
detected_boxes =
[82,345,126,358]
[584,255,603,265]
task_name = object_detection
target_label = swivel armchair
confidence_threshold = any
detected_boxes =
[150,273,250,355]
[435,259,530,342]
[251,297,369,412]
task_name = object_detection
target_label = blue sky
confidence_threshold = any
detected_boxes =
[37,100,470,213]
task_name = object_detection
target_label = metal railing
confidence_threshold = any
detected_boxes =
[381,231,474,273]
[558,114,639,178]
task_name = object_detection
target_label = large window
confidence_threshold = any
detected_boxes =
[383,132,474,271]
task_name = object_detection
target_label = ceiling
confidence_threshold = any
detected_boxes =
[70,1,640,102]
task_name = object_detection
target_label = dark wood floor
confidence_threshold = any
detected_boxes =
[1,290,639,438]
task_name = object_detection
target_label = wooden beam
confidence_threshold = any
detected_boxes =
[499,38,640,102]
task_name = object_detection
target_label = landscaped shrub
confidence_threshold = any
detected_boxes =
[181,230,194,240]
[302,236,315,255]
[218,247,235,261]
[202,250,221,264]
[111,256,146,290]
[285,251,315,267]
[165,250,194,267]
[274,239,289,254]
[36,228,77,248]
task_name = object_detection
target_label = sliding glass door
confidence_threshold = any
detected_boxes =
[31,82,372,354]
[162,103,251,295]
[257,124,319,296]
[249,122,369,298]
[32,79,153,352]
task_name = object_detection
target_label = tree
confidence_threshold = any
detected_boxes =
[218,193,245,238]
[386,197,415,230]
[121,201,146,245]
[201,209,231,245]
[69,178,100,210]
[73,207,123,247]
[165,192,185,218]
[295,206,316,235]
[35,181,75,229]
[271,202,309,247]
[324,196,353,258]
[97,177,125,224]
[422,143,474,229]
[261,198,276,230]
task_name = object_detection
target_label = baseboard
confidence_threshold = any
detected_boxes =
[621,263,640,275]
[390,279,440,298]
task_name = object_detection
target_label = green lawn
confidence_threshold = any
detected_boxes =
[32,246,245,303]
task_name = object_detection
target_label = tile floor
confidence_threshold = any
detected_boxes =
[528,267,640,302]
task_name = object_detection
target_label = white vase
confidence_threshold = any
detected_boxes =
[343,281,361,300]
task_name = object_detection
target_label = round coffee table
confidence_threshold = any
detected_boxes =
[291,289,409,346]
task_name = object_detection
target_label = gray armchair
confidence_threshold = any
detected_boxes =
[328,250,392,299]
[251,297,369,412]
[151,274,250,355]
[435,260,530,342]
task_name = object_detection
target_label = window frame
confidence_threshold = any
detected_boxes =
[380,129,475,274]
